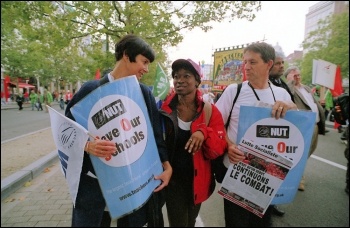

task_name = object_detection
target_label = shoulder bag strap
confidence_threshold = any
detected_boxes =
[203,101,212,126]
[225,83,242,129]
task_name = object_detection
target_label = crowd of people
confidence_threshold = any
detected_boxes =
[15,34,346,227]
[14,89,74,112]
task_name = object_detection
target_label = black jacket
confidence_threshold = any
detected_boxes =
[269,77,295,103]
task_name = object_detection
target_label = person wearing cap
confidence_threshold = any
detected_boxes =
[215,42,297,227]
[159,59,227,226]
[65,34,172,227]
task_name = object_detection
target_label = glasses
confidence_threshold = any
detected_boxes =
[293,74,301,78]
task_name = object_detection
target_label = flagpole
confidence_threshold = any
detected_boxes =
[88,132,96,139]
[46,105,96,140]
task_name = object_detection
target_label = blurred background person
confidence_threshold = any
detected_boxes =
[324,88,334,121]
[285,66,326,191]
[16,92,25,110]
[29,90,38,111]
[43,89,53,113]
[37,90,43,111]
[65,90,73,105]
[59,91,65,110]
[23,90,29,103]
[202,87,215,104]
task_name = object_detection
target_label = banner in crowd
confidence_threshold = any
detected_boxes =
[70,75,163,220]
[312,59,337,89]
[330,65,343,97]
[219,138,293,217]
[47,106,89,207]
[235,106,316,205]
[152,62,170,103]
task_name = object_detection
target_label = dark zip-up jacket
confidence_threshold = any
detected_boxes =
[65,75,167,227]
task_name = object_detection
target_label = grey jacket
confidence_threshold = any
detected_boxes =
[287,81,326,135]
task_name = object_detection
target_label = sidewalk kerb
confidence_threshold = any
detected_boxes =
[1,150,58,201]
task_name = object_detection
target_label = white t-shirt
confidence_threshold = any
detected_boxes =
[215,81,293,167]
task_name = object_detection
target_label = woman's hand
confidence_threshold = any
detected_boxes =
[185,131,205,155]
[154,161,172,192]
[85,136,116,160]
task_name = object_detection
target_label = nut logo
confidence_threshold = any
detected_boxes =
[58,122,77,150]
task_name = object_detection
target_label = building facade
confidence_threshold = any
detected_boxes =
[304,1,349,53]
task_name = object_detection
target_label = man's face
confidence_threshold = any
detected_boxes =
[286,69,301,86]
[243,50,272,81]
[270,57,284,78]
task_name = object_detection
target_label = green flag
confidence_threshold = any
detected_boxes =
[153,63,170,101]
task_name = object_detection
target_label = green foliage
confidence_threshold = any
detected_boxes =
[2,1,261,88]
[301,10,349,85]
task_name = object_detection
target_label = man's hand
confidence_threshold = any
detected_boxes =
[271,101,297,119]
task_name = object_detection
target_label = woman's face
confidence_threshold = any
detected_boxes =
[173,68,198,96]
[127,54,151,80]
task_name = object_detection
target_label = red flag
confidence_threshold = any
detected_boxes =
[4,75,10,102]
[241,63,247,82]
[95,68,101,80]
[334,120,341,129]
[330,65,343,97]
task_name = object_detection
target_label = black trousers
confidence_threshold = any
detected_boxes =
[72,173,164,227]
[72,174,108,227]
[224,198,272,227]
[17,102,23,110]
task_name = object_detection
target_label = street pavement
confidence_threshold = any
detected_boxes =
[1,101,348,227]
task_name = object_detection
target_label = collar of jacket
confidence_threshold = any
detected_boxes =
[161,89,204,114]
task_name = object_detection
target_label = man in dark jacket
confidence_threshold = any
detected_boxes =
[16,92,25,110]
[269,51,294,102]
[268,51,290,216]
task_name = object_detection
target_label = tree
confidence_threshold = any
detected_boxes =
[1,2,86,88]
[301,9,349,85]
[2,1,261,86]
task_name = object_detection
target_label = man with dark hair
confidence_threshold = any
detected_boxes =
[269,51,294,102]
[268,51,292,216]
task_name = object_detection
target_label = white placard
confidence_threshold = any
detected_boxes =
[312,59,337,89]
